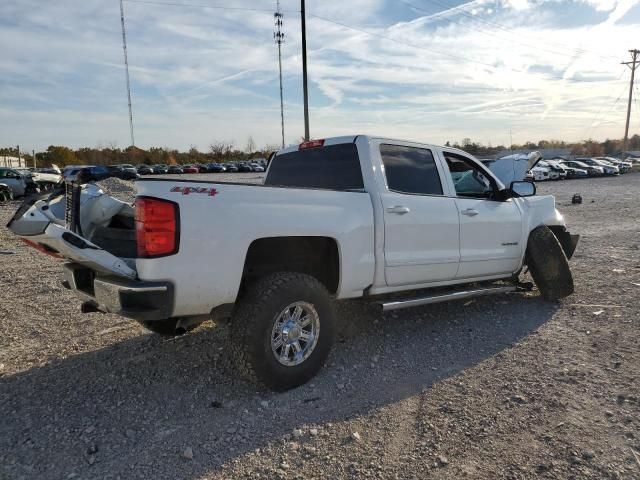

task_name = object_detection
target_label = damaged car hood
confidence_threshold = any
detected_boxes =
[482,152,542,185]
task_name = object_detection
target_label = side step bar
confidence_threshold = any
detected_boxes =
[377,285,518,312]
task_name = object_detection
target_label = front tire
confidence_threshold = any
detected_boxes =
[525,225,574,300]
[230,272,335,391]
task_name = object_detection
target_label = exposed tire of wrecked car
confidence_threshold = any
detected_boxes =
[229,272,335,391]
[525,225,574,300]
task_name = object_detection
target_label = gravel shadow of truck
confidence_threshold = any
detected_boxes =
[0,294,558,479]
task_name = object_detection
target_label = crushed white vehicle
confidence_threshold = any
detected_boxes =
[8,136,579,390]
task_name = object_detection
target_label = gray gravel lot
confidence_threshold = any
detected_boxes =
[0,174,639,479]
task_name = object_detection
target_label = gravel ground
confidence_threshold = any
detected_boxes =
[0,174,639,480]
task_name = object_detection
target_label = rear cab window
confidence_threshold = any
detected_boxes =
[379,144,443,196]
[265,143,364,191]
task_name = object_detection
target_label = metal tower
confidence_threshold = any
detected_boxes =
[274,1,285,148]
[120,0,135,147]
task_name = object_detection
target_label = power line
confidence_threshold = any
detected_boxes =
[307,12,500,70]
[122,0,294,13]
[307,12,620,84]
[581,68,627,139]
[583,80,628,140]
[399,0,618,64]
[122,0,621,85]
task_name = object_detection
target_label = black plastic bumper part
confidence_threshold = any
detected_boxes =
[63,263,173,321]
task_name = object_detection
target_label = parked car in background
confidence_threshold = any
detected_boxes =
[530,165,551,181]
[137,165,153,175]
[0,183,13,202]
[207,163,226,173]
[152,165,169,174]
[168,165,184,174]
[237,162,253,172]
[224,163,239,173]
[561,160,604,177]
[538,161,567,180]
[62,165,110,181]
[107,165,139,180]
[21,168,62,191]
[117,164,138,180]
[0,168,30,197]
[106,165,125,178]
[576,158,618,176]
[36,167,61,175]
[182,165,199,174]
[547,160,587,179]
[595,157,631,173]
[249,162,265,172]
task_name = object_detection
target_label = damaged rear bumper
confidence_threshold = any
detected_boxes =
[63,263,174,321]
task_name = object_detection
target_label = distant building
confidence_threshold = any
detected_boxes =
[493,148,571,160]
[621,151,640,159]
[0,156,24,168]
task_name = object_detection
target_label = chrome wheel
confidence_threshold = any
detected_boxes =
[271,301,320,366]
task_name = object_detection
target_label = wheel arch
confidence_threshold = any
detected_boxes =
[241,236,341,295]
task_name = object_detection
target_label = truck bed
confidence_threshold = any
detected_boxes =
[133,178,376,316]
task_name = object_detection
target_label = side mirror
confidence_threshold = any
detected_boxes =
[510,180,536,197]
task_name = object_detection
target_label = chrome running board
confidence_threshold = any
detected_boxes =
[377,285,517,312]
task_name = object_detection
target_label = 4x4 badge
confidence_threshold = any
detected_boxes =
[170,186,218,197]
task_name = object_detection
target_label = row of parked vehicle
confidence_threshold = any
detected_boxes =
[526,156,636,181]
[136,159,268,175]
[0,166,63,200]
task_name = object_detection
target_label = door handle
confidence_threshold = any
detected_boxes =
[387,206,410,215]
[461,208,479,217]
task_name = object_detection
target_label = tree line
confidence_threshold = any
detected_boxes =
[445,134,640,157]
[1,134,639,168]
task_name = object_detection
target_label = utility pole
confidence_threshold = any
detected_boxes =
[16,145,21,168]
[120,0,135,147]
[33,149,36,169]
[300,0,310,141]
[274,1,286,148]
[621,49,639,154]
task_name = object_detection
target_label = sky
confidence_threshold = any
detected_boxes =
[1,0,639,152]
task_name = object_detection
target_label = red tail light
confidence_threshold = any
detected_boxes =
[299,139,325,150]
[135,197,179,258]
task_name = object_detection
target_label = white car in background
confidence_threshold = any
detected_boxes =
[530,165,553,181]
[595,157,632,173]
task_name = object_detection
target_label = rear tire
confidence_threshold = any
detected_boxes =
[525,225,574,300]
[230,272,335,391]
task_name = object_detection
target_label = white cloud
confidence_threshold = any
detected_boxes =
[0,0,639,151]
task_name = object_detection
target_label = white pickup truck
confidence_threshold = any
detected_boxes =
[8,135,579,390]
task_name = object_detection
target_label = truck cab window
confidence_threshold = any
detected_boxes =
[265,143,364,191]
[444,153,495,199]
[380,144,443,195]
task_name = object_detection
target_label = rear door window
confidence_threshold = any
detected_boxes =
[380,144,443,196]
[265,143,364,191]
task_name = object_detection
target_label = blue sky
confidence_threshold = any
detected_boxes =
[1,0,639,152]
